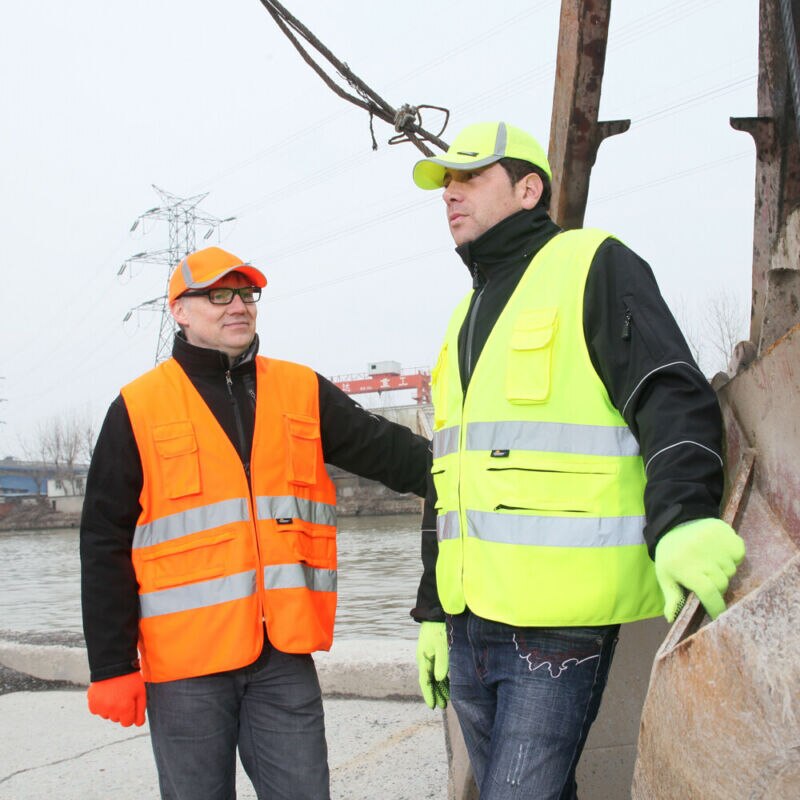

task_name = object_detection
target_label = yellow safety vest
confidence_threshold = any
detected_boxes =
[431,228,663,626]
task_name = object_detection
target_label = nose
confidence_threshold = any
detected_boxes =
[227,293,248,312]
[443,181,460,205]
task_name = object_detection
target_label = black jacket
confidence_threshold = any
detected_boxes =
[81,334,430,682]
[411,208,723,622]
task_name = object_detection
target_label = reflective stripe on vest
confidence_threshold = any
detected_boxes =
[132,497,250,550]
[466,420,639,457]
[263,563,337,593]
[140,569,257,618]
[466,509,647,547]
[437,510,461,542]
[433,425,461,459]
[256,495,336,527]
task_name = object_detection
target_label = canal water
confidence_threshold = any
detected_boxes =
[0,514,425,640]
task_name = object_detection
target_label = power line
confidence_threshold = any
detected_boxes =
[591,150,752,205]
[258,0,450,156]
[633,75,756,128]
[255,195,439,264]
[263,244,451,302]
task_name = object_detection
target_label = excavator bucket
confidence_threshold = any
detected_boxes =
[633,0,800,795]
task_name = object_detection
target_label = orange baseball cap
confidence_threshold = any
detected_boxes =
[168,247,267,302]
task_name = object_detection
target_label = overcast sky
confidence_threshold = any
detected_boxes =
[1,0,758,458]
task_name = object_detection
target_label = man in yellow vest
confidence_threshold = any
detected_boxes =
[80,246,430,799]
[409,121,745,799]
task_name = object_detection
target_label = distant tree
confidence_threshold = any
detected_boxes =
[20,409,96,495]
[670,288,749,377]
[671,292,703,369]
[705,288,749,374]
[81,417,96,463]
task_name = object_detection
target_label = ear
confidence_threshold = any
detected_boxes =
[170,298,189,327]
[518,173,543,210]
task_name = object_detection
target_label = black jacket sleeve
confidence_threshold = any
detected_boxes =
[410,472,444,622]
[79,396,143,682]
[583,239,724,555]
[317,374,430,497]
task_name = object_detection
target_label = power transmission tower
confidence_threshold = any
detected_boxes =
[120,185,235,364]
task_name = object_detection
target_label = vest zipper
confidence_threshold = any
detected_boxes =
[460,271,486,606]
[464,271,486,381]
[226,369,251,479]
[227,367,264,635]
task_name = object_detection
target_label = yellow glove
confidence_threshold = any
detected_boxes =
[416,621,449,709]
[655,518,745,622]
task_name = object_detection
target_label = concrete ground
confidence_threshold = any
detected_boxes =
[0,620,669,799]
[0,637,448,800]
[0,690,447,800]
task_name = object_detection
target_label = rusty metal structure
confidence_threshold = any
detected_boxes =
[632,0,800,796]
[547,0,630,230]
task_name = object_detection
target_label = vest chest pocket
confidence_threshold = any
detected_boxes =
[506,308,558,404]
[288,524,336,569]
[153,421,201,499]
[284,413,320,487]
[138,530,236,592]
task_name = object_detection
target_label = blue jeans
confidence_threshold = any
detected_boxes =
[146,641,329,800]
[448,610,619,800]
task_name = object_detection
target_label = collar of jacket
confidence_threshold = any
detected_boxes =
[455,207,561,288]
[171,332,259,377]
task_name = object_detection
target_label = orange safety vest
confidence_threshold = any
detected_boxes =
[121,356,337,683]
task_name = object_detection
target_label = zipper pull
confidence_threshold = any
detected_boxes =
[621,308,632,341]
[225,370,234,395]
[471,263,480,289]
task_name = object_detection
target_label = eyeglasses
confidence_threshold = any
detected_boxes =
[181,286,262,305]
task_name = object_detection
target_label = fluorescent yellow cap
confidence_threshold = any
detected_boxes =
[412,121,552,189]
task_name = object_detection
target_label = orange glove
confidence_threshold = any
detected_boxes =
[87,672,146,727]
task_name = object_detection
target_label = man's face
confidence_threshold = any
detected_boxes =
[171,271,257,359]
[442,162,533,246]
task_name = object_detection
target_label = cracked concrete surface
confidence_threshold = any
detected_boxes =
[0,691,448,800]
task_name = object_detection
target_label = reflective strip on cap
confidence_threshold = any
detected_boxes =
[181,257,193,288]
[133,498,250,550]
[494,121,508,155]
[432,426,460,459]
[466,420,640,457]
[263,563,337,593]
[437,510,461,542]
[466,509,646,548]
[256,496,336,527]
[139,569,256,618]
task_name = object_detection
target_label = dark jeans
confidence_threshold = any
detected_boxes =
[448,610,619,800]
[146,643,329,800]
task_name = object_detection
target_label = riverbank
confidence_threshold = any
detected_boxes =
[0,503,79,532]
[0,471,424,531]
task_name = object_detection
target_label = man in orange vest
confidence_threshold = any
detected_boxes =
[80,246,430,799]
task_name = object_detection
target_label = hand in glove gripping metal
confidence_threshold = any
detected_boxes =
[655,518,746,622]
[416,621,450,709]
